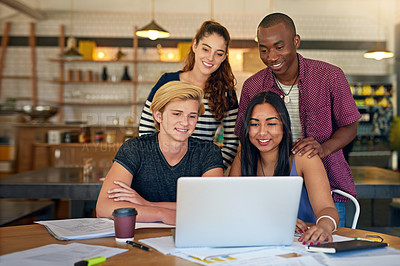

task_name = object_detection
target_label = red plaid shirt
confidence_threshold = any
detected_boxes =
[235,54,361,201]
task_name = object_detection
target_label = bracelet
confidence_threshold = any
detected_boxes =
[316,215,337,232]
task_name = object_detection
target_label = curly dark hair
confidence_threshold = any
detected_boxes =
[182,20,237,121]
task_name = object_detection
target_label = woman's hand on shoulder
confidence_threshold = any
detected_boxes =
[108,180,151,206]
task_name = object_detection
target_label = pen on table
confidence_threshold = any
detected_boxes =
[126,240,151,251]
[74,256,106,266]
[354,237,381,242]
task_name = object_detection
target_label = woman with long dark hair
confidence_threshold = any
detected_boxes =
[139,20,239,169]
[230,91,339,244]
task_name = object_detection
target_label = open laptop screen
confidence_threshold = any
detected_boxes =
[175,176,303,248]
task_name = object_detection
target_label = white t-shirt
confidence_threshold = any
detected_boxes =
[276,80,302,141]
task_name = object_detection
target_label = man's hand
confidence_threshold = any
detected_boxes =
[108,180,151,206]
[292,137,326,159]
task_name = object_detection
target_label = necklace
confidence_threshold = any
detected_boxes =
[273,73,299,103]
[259,158,266,176]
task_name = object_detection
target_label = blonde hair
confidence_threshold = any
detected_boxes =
[150,81,205,130]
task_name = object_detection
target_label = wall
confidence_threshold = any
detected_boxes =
[0,0,398,123]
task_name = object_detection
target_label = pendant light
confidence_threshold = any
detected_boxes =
[136,0,170,40]
[61,0,83,59]
[363,0,393,60]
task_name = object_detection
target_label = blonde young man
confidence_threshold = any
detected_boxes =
[96,81,224,225]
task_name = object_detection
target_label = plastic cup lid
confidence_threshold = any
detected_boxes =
[112,207,137,217]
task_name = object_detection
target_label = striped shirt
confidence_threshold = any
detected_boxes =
[139,71,239,169]
[234,53,361,202]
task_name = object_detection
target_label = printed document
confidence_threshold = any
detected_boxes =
[0,243,126,266]
[139,234,400,265]
[36,218,174,240]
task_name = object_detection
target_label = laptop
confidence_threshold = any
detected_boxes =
[175,176,303,248]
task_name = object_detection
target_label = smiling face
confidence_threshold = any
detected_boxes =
[249,103,283,154]
[192,33,227,76]
[155,99,199,143]
[257,22,300,79]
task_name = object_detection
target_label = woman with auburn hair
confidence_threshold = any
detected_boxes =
[97,81,223,225]
[139,20,239,170]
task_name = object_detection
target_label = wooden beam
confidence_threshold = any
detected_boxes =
[29,22,38,106]
[0,0,45,20]
[58,25,65,122]
[0,21,10,98]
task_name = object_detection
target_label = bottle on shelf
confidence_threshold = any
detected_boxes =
[101,66,108,81]
[105,131,116,144]
[78,126,91,143]
[121,65,131,81]
[116,48,126,60]
[124,128,134,142]
[95,131,104,143]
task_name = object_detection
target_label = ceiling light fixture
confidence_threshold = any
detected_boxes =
[136,0,170,41]
[61,0,82,59]
[363,0,393,60]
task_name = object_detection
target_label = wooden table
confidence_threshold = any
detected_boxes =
[351,166,400,199]
[0,224,399,265]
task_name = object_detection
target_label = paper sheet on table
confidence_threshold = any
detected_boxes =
[0,242,127,266]
[35,218,174,240]
[139,234,350,259]
[140,234,400,265]
[139,236,329,265]
[139,235,273,259]
[174,248,326,266]
[136,222,175,229]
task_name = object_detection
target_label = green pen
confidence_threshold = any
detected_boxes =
[354,237,380,242]
[74,256,107,266]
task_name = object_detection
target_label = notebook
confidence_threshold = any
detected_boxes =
[175,176,303,248]
[306,239,388,253]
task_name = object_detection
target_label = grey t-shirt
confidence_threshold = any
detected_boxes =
[113,133,223,202]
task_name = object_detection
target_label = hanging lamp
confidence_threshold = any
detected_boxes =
[136,0,170,40]
[61,0,83,59]
[364,42,394,60]
[363,0,393,60]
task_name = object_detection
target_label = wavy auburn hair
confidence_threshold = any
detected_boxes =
[182,20,236,121]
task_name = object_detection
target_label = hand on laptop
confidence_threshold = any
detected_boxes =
[295,218,308,234]
[296,219,333,245]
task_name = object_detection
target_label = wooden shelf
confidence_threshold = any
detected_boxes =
[48,58,136,63]
[48,58,182,63]
[352,94,391,98]
[47,80,134,84]
[41,100,142,106]
[47,80,156,85]
[48,25,179,123]
[33,142,123,148]
[0,75,32,80]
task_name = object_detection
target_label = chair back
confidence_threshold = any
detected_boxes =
[331,189,360,229]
